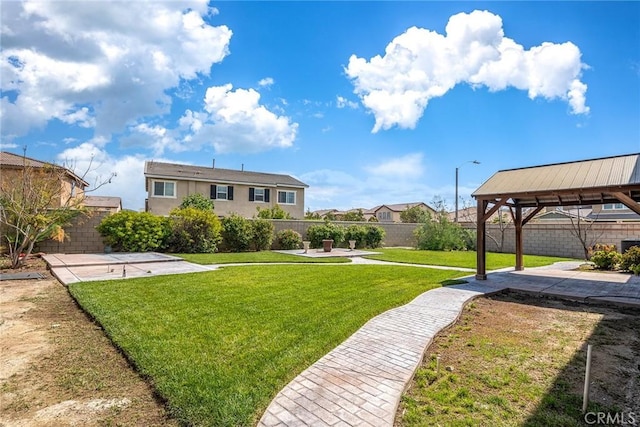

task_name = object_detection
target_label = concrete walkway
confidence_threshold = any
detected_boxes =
[258,261,640,426]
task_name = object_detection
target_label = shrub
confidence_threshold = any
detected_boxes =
[97,211,169,252]
[277,229,302,250]
[306,222,345,248]
[344,225,367,248]
[342,209,365,222]
[250,218,274,251]
[179,193,215,211]
[414,215,468,251]
[400,205,431,223]
[364,225,385,248]
[166,207,221,253]
[221,214,252,252]
[620,246,640,272]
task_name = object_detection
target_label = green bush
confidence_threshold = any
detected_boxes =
[179,193,215,211]
[342,209,365,222]
[344,225,367,248]
[414,215,468,251]
[221,214,252,252]
[306,222,345,248]
[97,211,169,252]
[250,218,274,251]
[256,204,292,219]
[166,207,221,253]
[589,244,620,270]
[276,229,302,250]
[620,246,640,272]
[364,225,385,248]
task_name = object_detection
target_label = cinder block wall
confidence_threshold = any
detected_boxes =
[470,221,640,259]
[36,211,110,254]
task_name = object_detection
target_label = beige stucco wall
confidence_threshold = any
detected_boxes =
[145,178,305,218]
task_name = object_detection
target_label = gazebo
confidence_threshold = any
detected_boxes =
[471,153,640,280]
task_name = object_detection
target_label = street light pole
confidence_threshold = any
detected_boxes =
[455,160,480,223]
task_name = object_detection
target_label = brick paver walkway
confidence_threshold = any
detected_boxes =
[258,280,506,426]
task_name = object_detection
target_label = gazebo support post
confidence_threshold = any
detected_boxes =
[476,199,487,280]
[515,205,524,271]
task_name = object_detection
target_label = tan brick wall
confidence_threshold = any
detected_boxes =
[36,211,111,254]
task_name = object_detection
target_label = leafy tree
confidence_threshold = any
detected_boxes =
[256,204,292,219]
[0,154,112,268]
[342,209,365,222]
[400,205,430,223]
[414,210,470,251]
[304,209,322,220]
[179,193,215,211]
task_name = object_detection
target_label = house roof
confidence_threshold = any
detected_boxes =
[374,202,434,212]
[144,161,308,188]
[84,196,122,209]
[0,151,90,187]
[473,153,640,207]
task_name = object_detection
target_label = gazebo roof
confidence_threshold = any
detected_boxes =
[472,153,640,207]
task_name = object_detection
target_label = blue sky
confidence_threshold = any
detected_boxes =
[2,1,639,212]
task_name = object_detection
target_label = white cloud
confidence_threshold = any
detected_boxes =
[346,10,590,132]
[1,1,232,139]
[176,84,298,154]
[258,77,275,87]
[365,153,424,178]
[336,96,359,109]
[56,142,149,210]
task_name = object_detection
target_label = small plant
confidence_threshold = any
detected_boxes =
[620,246,640,272]
[250,218,274,251]
[306,221,345,248]
[276,229,302,250]
[256,204,292,219]
[631,264,640,276]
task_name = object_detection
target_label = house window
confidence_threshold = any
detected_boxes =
[378,211,391,221]
[249,187,270,202]
[153,180,176,198]
[603,203,625,210]
[210,185,233,201]
[277,190,296,205]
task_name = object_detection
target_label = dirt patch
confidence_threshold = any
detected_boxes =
[0,257,177,426]
[397,292,640,425]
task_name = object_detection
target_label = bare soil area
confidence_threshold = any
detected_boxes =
[398,292,640,426]
[0,257,177,427]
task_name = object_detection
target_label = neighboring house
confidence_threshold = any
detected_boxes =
[534,205,640,223]
[309,209,338,219]
[370,202,436,223]
[144,160,308,218]
[0,151,88,208]
[83,196,122,213]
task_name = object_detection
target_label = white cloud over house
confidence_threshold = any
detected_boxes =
[1,0,232,139]
[345,10,590,133]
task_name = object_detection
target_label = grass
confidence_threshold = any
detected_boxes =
[69,264,466,426]
[176,251,351,264]
[364,248,576,270]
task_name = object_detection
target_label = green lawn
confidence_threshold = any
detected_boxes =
[177,251,350,264]
[365,248,576,270]
[69,265,466,426]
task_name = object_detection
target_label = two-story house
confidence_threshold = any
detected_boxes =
[144,161,308,218]
[0,151,89,207]
[368,202,436,223]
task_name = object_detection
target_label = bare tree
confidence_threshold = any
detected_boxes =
[566,206,603,260]
[0,153,114,268]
